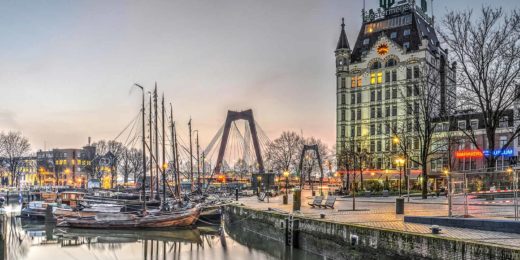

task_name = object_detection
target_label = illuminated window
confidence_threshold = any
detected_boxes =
[351,76,361,88]
[377,72,383,84]
[370,73,376,85]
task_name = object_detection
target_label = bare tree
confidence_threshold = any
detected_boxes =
[265,131,303,173]
[0,132,31,188]
[391,59,453,199]
[439,7,520,184]
[125,148,144,184]
[92,140,126,188]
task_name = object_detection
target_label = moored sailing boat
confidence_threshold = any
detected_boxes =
[57,205,200,229]
[56,84,201,229]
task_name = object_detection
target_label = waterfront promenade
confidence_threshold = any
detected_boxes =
[237,190,520,249]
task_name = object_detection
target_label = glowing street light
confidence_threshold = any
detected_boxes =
[395,157,405,197]
[283,170,290,198]
[443,167,453,217]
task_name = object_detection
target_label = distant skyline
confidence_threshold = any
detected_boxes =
[1,0,518,152]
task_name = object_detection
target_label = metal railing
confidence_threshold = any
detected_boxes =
[447,169,519,220]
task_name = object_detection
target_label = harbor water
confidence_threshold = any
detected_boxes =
[0,203,320,260]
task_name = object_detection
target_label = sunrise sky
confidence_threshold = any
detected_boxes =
[1,0,518,152]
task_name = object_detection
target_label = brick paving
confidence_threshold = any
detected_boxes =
[237,190,520,249]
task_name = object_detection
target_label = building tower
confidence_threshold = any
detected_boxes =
[335,0,456,178]
[336,17,351,160]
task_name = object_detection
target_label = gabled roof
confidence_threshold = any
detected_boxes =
[336,18,350,51]
[350,7,439,63]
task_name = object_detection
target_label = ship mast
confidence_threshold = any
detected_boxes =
[174,122,181,198]
[189,118,193,192]
[134,84,147,213]
[161,93,166,208]
[154,84,159,200]
[148,91,153,200]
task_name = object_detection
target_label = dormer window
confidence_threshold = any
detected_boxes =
[370,61,382,70]
[458,120,466,130]
[386,59,397,67]
[470,119,478,130]
[363,38,370,45]
[390,32,397,39]
[404,29,411,36]
[403,42,410,50]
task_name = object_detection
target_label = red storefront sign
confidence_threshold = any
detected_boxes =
[455,150,483,158]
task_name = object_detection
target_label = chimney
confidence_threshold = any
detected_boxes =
[88,137,91,146]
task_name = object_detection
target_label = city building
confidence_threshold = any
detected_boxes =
[0,156,37,187]
[335,0,456,183]
[36,145,95,187]
[431,109,519,174]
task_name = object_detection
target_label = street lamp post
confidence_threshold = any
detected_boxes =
[284,171,289,197]
[283,171,289,205]
[257,176,262,195]
[444,168,452,217]
[395,158,405,197]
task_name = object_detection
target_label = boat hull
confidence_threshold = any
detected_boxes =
[60,207,200,229]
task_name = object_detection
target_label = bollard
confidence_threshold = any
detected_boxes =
[283,194,288,205]
[235,188,239,201]
[430,225,442,234]
[396,197,405,214]
[293,188,301,211]
[6,191,9,204]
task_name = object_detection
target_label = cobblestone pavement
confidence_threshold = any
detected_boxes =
[237,190,520,248]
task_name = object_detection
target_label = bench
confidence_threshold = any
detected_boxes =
[322,196,337,209]
[307,196,323,208]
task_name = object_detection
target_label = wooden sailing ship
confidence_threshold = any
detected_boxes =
[56,84,201,229]
[57,205,200,229]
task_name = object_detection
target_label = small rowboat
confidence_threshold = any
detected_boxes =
[58,206,200,229]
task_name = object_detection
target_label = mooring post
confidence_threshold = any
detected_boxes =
[45,204,55,223]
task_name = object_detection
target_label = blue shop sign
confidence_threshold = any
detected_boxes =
[483,148,514,157]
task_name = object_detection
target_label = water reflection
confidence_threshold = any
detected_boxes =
[0,204,320,260]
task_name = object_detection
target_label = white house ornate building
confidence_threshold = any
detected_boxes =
[335,0,456,176]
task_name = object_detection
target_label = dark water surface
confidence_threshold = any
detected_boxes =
[0,203,321,260]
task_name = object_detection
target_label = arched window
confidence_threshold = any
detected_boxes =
[370,61,382,70]
[386,58,396,67]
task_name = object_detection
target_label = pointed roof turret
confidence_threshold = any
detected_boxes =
[336,18,350,50]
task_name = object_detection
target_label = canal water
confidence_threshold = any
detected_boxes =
[0,203,321,260]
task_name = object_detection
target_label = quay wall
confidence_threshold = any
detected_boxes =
[224,204,520,260]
